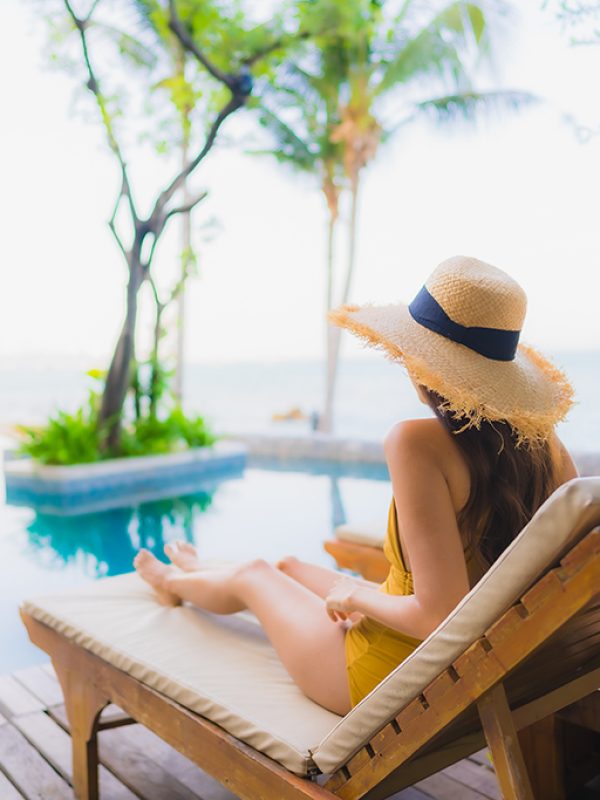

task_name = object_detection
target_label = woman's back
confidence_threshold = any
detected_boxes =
[388,417,471,572]
[390,415,578,577]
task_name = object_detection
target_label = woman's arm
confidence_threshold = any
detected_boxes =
[326,421,471,640]
[277,556,380,597]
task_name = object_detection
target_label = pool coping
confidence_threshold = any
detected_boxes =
[3,432,599,477]
[224,431,600,476]
[225,431,386,464]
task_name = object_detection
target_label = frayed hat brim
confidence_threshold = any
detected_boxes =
[328,302,574,446]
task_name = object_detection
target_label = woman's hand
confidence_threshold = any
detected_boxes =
[325,577,360,622]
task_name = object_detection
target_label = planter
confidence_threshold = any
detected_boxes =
[4,441,247,515]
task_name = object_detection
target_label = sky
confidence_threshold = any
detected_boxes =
[1,1,600,366]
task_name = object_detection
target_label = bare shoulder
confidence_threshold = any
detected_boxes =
[383,419,452,507]
[383,418,452,464]
[550,432,579,483]
[383,419,471,514]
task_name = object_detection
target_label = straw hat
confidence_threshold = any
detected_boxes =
[328,255,574,445]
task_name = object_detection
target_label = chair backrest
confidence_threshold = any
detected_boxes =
[312,477,600,774]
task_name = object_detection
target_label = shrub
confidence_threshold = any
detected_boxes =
[18,393,218,466]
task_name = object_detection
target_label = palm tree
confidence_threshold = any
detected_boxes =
[255,0,532,433]
[252,40,348,423]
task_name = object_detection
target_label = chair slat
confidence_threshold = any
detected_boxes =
[423,670,459,705]
[486,605,530,649]
[559,528,600,574]
[520,571,565,613]
[454,639,491,678]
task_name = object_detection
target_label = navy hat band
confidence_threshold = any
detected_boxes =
[408,286,520,362]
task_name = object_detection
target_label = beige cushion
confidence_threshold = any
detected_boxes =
[312,477,600,773]
[22,573,341,775]
[334,518,386,548]
[22,478,600,777]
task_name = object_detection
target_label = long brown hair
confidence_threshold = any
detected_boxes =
[421,386,558,567]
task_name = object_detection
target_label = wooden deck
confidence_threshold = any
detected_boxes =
[0,663,594,800]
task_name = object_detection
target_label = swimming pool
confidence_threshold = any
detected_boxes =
[0,455,392,672]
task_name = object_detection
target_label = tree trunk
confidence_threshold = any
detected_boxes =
[174,160,190,405]
[319,179,360,433]
[98,261,143,452]
[317,208,337,432]
[174,45,191,405]
[132,363,142,422]
[149,301,164,419]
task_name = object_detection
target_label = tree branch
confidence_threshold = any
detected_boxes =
[108,220,128,259]
[144,233,161,274]
[64,0,139,223]
[166,265,189,307]
[147,272,164,311]
[144,190,207,273]
[242,30,310,66]
[150,96,241,221]
[163,190,208,225]
[84,0,101,24]
[108,184,128,259]
[168,0,234,89]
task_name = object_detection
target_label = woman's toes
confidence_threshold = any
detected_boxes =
[178,540,198,556]
[134,549,181,606]
[164,542,177,560]
[163,539,200,571]
[134,548,152,569]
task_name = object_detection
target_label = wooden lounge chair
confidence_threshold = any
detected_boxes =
[324,516,389,583]
[20,477,600,800]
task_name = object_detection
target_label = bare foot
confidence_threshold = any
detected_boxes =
[164,540,201,572]
[134,549,181,606]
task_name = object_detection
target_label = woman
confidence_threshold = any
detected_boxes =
[134,255,578,716]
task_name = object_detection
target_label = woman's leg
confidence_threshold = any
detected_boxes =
[164,544,369,624]
[134,550,351,714]
[164,541,359,599]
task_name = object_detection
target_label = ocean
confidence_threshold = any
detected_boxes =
[1,351,598,453]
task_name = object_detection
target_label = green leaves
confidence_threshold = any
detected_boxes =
[251,104,318,170]
[90,22,159,70]
[18,390,105,465]
[413,89,537,125]
[375,1,483,97]
[155,73,199,112]
[18,394,218,465]
[254,0,508,195]
[466,4,486,43]
[119,408,218,457]
[18,363,218,465]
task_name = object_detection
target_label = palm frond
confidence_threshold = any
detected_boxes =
[273,61,341,111]
[250,104,318,171]
[465,3,486,43]
[90,21,159,70]
[131,0,161,32]
[374,1,488,97]
[411,89,537,124]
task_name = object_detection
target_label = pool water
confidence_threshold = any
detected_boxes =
[0,456,392,672]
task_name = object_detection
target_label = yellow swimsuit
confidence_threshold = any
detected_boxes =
[344,497,485,706]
